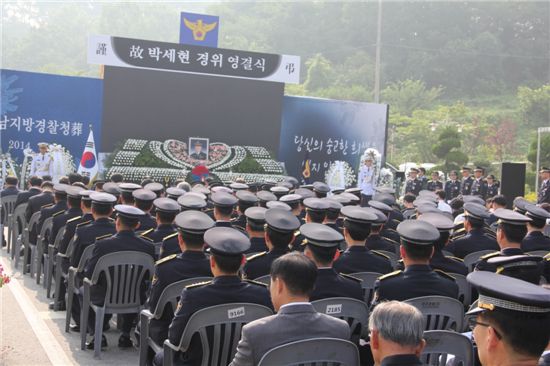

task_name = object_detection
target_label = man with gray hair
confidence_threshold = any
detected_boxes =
[369,301,426,366]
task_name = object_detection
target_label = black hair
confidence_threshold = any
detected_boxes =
[492,195,507,207]
[92,203,112,216]
[81,176,90,186]
[344,220,371,241]
[68,173,82,185]
[238,202,255,213]
[307,209,326,224]
[118,215,139,228]
[93,181,105,190]
[82,199,92,209]
[67,196,81,208]
[212,254,242,273]
[307,244,337,266]
[433,231,450,250]
[270,252,317,297]
[110,173,123,183]
[266,227,294,249]
[418,167,426,174]
[5,176,18,185]
[466,216,484,230]
[314,191,327,198]
[42,175,53,182]
[58,176,69,185]
[403,193,416,203]
[498,224,527,243]
[326,210,340,221]
[54,192,67,201]
[121,191,135,205]
[371,224,383,233]
[215,205,233,217]
[135,199,153,212]
[401,240,433,261]
[157,210,177,224]
[286,201,300,211]
[247,220,264,232]
[529,217,546,229]
[141,179,153,186]
[480,310,550,358]
[435,189,446,200]
[180,231,204,249]
[29,176,43,187]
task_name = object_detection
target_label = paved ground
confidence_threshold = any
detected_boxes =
[0,236,140,366]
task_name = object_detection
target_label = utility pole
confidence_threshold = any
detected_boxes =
[374,0,382,103]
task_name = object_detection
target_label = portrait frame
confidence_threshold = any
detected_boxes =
[188,137,209,161]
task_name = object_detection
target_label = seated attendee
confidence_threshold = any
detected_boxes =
[15,175,42,208]
[522,203,550,252]
[303,197,329,224]
[312,181,330,198]
[36,184,69,244]
[369,200,401,243]
[233,190,259,230]
[401,193,416,220]
[119,182,141,205]
[244,208,300,279]
[334,206,393,275]
[140,198,178,243]
[467,271,550,366]
[488,195,507,226]
[435,189,452,214]
[369,301,426,366]
[279,193,303,220]
[50,186,83,246]
[366,207,399,254]
[243,207,268,253]
[1,175,19,198]
[323,198,343,232]
[110,173,123,183]
[230,252,351,366]
[476,208,544,284]
[211,192,238,227]
[159,211,214,259]
[158,227,272,365]
[301,223,363,301]
[372,220,459,306]
[132,188,157,231]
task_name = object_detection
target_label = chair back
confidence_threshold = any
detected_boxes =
[257,337,360,366]
[177,303,273,366]
[349,272,382,305]
[451,273,471,308]
[26,211,41,243]
[52,226,66,249]
[39,217,54,246]
[152,277,212,318]
[311,297,370,342]
[404,296,464,331]
[254,274,271,286]
[11,203,27,236]
[374,250,398,269]
[89,251,154,309]
[463,250,497,272]
[1,195,17,224]
[421,330,474,366]
[77,244,96,271]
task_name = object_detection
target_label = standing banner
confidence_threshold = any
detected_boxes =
[180,12,219,48]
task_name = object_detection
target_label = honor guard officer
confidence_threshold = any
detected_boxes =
[358,156,376,206]
[471,167,488,199]
[256,190,277,208]
[312,181,330,198]
[279,193,303,219]
[140,198,178,244]
[372,220,459,307]
[233,190,259,230]
[475,208,544,284]
[244,207,268,253]
[522,203,550,252]
[334,206,393,275]
[486,175,499,199]
[81,204,155,349]
[466,272,550,366]
[444,170,461,201]
[165,187,185,201]
[177,194,207,212]
[300,223,363,301]
[29,142,54,178]
[538,167,550,204]
[119,183,142,205]
[366,207,400,254]
[324,198,343,232]
[211,192,238,227]
[445,203,499,258]
[244,208,301,279]
[159,211,214,259]
[417,213,468,276]
[146,210,214,347]
[161,227,273,366]
[427,171,443,192]
[405,168,422,196]
[132,189,157,232]
[38,183,69,246]
[461,167,474,195]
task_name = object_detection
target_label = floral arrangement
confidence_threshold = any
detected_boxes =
[0,264,10,288]
[325,160,357,189]
[123,139,148,151]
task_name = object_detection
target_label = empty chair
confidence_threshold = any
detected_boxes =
[35,216,54,284]
[405,296,464,331]
[162,303,273,366]
[23,212,40,276]
[10,203,27,265]
[311,297,370,343]
[65,244,95,333]
[257,337,360,366]
[45,226,66,298]
[53,236,76,311]
[254,274,271,286]
[349,272,382,305]
[139,276,212,366]
[421,330,474,366]
[463,250,497,272]
[1,195,17,253]
[451,273,472,308]
[80,251,155,358]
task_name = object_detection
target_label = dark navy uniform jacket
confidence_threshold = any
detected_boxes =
[70,217,116,268]
[471,178,488,199]
[147,250,211,344]
[159,233,181,260]
[333,246,393,275]
[37,200,67,246]
[138,213,157,232]
[1,185,19,198]
[141,224,176,243]
[309,268,363,302]
[50,207,82,245]
[372,264,459,306]
[59,213,93,256]
[15,187,41,208]
[25,191,54,244]
[522,231,550,252]
[486,183,499,199]
[461,176,474,195]
[405,178,422,196]
[380,354,424,366]
[381,227,400,244]
[366,234,398,254]
[243,248,288,279]
[429,250,468,276]
[247,236,267,254]
[474,247,543,284]
[232,214,246,230]
[444,180,461,201]
[427,180,443,192]
[167,276,272,364]
[444,228,499,259]
[538,180,550,204]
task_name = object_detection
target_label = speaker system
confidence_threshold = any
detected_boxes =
[500,163,526,208]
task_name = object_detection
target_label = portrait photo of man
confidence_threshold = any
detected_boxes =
[189,137,208,161]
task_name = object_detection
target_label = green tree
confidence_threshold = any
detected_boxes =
[303,54,334,91]
[381,79,444,116]
[431,126,468,172]
[518,84,550,128]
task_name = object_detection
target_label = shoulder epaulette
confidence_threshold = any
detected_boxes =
[339,273,361,283]
[41,203,54,209]
[95,233,112,241]
[453,228,466,236]
[434,269,456,281]
[155,253,177,265]
[480,251,500,260]
[378,270,402,281]
[185,280,212,289]
[163,232,178,241]
[453,234,466,241]
[382,237,400,246]
[391,219,401,225]
[445,255,464,263]
[371,250,390,260]
[140,228,154,237]
[67,215,82,224]
[140,235,154,242]
[244,279,268,287]
[52,210,65,217]
[76,220,92,228]
[544,253,550,261]
[247,251,267,261]
[294,230,301,237]
[387,228,398,234]
[108,217,115,221]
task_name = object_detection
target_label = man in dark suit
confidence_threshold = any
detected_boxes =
[522,203,550,252]
[50,186,83,247]
[15,175,42,208]
[233,190,259,230]
[82,204,155,349]
[230,252,351,366]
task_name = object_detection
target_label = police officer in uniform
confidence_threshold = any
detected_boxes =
[485,174,499,199]
[145,210,214,349]
[177,193,207,212]
[471,167,488,200]
[160,227,272,365]
[445,203,499,258]
[369,200,401,244]
[243,208,300,280]
[119,183,142,205]
[50,186,83,247]
[165,187,185,201]
[159,211,214,259]
[372,220,459,307]
[366,208,400,254]
[37,184,69,247]
[300,223,363,301]
[256,190,277,208]
[323,198,343,233]
[405,168,422,196]
[538,167,550,204]
[426,171,443,192]
[279,193,303,219]
[132,189,157,232]
[312,181,330,198]
[333,206,393,275]
[460,166,474,196]
[29,142,54,178]
[233,190,259,230]
[243,207,268,253]
[140,198,178,244]
[417,213,468,276]
[82,205,155,349]
[444,170,461,202]
[522,203,550,252]
[210,192,238,227]
[291,198,329,251]
[475,208,544,284]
